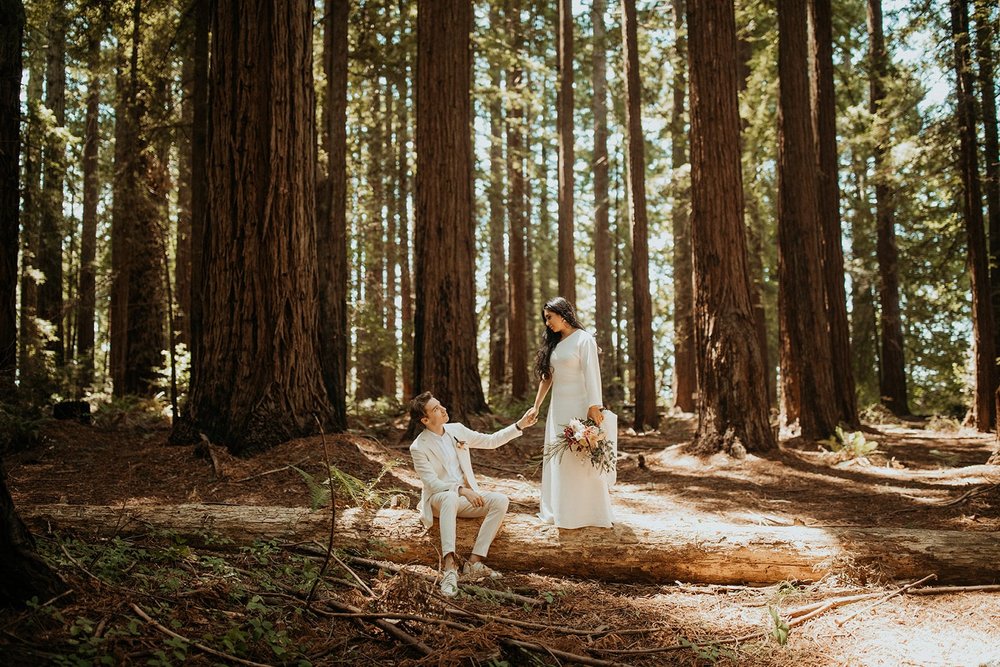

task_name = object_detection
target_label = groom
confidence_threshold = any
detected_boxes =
[408,391,536,597]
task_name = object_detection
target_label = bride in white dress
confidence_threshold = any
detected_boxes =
[530,297,614,528]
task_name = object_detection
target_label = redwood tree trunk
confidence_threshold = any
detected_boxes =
[413,0,487,423]
[671,0,696,413]
[868,0,909,417]
[507,0,529,400]
[556,0,576,303]
[396,32,413,401]
[77,34,100,387]
[188,0,209,388]
[0,0,23,396]
[951,0,996,431]
[592,0,614,396]
[622,0,658,431]
[777,0,838,439]
[687,0,775,455]
[319,0,348,431]
[174,0,332,454]
[39,1,67,367]
[487,3,507,398]
[18,53,43,389]
[809,0,858,428]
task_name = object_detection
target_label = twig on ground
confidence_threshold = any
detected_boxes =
[322,597,433,656]
[232,457,310,484]
[129,603,274,667]
[904,584,1000,595]
[306,417,336,607]
[313,609,473,631]
[60,543,104,585]
[331,552,375,597]
[785,592,882,620]
[890,484,998,515]
[501,638,633,666]
[442,605,659,637]
[836,574,937,627]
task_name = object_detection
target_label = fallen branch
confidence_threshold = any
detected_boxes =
[904,584,1000,595]
[443,605,658,637]
[129,603,273,667]
[501,637,634,667]
[314,609,473,632]
[836,574,937,626]
[232,458,310,484]
[322,598,433,656]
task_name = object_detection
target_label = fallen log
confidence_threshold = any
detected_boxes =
[21,503,1000,585]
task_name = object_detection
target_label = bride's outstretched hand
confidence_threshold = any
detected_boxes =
[588,405,604,426]
[520,406,538,428]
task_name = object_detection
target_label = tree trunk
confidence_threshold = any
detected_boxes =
[622,0,658,431]
[0,0,24,396]
[319,0,349,432]
[488,3,507,399]
[174,0,332,454]
[413,0,487,423]
[849,158,880,406]
[77,33,101,387]
[1,463,66,607]
[18,52,44,391]
[384,93,398,402]
[777,0,838,440]
[809,0,858,428]
[687,0,775,455]
[507,0,529,400]
[175,24,193,351]
[951,0,996,431]
[39,0,67,368]
[396,32,413,402]
[868,0,909,417]
[556,0,576,303]
[23,503,1000,586]
[592,0,615,398]
[189,0,209,389]
[670,0,695,413]
[974,0,1000,370]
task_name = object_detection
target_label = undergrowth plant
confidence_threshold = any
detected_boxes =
[293,461,404,510]
[819,427,880,460]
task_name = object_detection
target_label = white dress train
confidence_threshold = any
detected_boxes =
[538,329,614,528]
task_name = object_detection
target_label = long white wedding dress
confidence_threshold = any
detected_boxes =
[538,329,614,528]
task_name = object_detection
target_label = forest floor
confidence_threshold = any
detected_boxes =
[2,407,1000,666]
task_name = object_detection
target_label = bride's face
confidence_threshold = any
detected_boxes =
[543,309,568,334]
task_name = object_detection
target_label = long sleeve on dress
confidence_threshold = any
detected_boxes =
[582,334,603,409]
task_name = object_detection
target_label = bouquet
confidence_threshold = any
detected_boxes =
[545,417,616,475]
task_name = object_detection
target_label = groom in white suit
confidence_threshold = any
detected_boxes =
[408,391,536,597]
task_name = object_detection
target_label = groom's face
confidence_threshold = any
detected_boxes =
[422,397,449,429]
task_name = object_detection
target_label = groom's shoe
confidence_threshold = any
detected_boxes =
[440,569,459,597]
[462,561,501,580]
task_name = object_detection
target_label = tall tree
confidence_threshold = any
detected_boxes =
[592,0,615,395]
[556,0,576,303]
[974,0,1000,363]
[18,50,44,390]
[395,12,414,402]
[319,0,349,431]
[687,0,775,454]
[622,0,658,431]
[867,0,909,416]
[487,3,507,398]
[174,0,331,453]
[809,0,858,427]
[77,27,102,387]
[777,0,838,439]
[950,0,996,431]
[507,0,529,399]
[38,0,67,367]
[670,0,695,412]
[0,0,24,395]
[188,0,209,387]
[413,0,487,422]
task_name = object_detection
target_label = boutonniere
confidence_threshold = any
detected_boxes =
[455,440,468,450]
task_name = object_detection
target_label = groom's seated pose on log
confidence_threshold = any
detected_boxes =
[408,391,536,597]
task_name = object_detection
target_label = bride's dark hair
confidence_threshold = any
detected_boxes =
[533,296,585,381]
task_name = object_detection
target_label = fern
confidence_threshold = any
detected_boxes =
[293,461,403,510]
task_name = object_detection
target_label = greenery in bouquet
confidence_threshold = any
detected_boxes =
[545,417,615,474]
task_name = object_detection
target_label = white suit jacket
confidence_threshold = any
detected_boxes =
[409,422,522,528]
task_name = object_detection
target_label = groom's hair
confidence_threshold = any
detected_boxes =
[409,391,434,424]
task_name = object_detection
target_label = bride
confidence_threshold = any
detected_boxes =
[530,297,613,528]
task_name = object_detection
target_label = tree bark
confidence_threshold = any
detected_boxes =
[951,0,996,431]
[413,0,487,423]
[622,0,658,431]
[22,503,1000,586]
[19,49,44,392]
[488,2,507,399]
[395,24,413,402]
[319,0,349,432]
[687,0,775,455]
[188,0,209,389]
[777,0,838,439]
[867,0,909,417]
[809,0,859,428]
[849,158,880,406]
[556,0,576,303]
[0,0,24,396]
[77,33,101,388]
[670,0,695,413]
[175,0,332,454]
[39,0,67,368]
[175,22,193,351]
[592,0,615,398]
[507,0,529,400]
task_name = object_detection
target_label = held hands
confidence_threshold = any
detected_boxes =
[587,405,604,426]
[518,406,539,430]
[459,486,485,508]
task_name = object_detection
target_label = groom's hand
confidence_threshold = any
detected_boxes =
[459,487,484,508]
[519,407,538,429]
